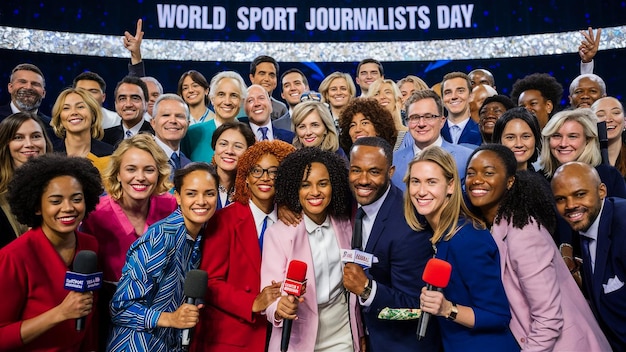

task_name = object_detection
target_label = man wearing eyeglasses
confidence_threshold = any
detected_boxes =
[103,76,154,146]
[391,89,473,191]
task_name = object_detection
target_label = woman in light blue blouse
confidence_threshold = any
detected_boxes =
[107,163,218,351]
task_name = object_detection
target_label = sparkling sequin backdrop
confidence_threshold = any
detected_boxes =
[1,0,625,113]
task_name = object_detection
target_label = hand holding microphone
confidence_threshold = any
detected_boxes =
[278,260,307,352]
[181,269,208,347]
[63,250,102,331]
[417,258,452,340]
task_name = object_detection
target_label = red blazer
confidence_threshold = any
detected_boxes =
[0,228,99,351]
[191,201,267,352]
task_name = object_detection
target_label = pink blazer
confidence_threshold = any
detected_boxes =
[261,216,363,352]
[492,220,610,351]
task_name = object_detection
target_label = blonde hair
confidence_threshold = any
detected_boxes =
[397,75,429,92]
[51,87,104,139]
[403,146,484,244]
[540,108,601,177]
[103,134,172,200]
[291,101,339,152]
[367,79,404,128]
[319,72,357,105]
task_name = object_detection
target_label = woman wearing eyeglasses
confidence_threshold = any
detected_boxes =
[191,140,295,352]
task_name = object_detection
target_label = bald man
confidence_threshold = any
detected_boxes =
[552,162,626,351]
[469,84,497,123]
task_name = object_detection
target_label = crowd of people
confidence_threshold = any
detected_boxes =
[0,22,624,352]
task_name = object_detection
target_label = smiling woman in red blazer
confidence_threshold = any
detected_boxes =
[191,140,295,352]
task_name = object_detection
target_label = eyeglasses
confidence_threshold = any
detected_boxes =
[407,113,441,124]
[249,166,279,180]
[300,91,322,102]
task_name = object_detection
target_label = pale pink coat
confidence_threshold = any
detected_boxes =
[261,216,363,352]
[492,220,611,351]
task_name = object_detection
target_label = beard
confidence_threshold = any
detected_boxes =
[13,88,43,112]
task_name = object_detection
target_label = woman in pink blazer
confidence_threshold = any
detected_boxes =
[465,144,610,351]
[261,147,363,352]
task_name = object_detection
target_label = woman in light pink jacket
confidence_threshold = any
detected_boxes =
[466,144,610,351]
[261,147,363,352]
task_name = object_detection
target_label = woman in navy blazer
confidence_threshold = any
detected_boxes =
[404,146,519,351]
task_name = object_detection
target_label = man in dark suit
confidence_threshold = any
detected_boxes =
[248,55,288,120]
[244,84,294,143]
[440,71,482,147]
[150,94,191,175]
[343,137,439,352]
[552,162,626,351]
[273,68,310,131]
[102,75,153,147]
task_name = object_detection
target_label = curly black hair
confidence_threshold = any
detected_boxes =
[7,153,103,228]
[338,98,397,154]
[469,144,556,234]
[275,147,351,219]
[510,73,564,114]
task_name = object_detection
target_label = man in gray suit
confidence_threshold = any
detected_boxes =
[392,89,473,191]
[150,94,191,175]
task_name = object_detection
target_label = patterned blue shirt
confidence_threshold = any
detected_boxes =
[107,208,203,351]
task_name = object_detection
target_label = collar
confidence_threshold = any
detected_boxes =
[360,184,391,220]
[249,200,277,225]
[304,214,331,233]
[414,136,443,155]
[447,117,470,130]
[10,101,38,115]
[123,120,144,136]
[154,136,178,157]
[249,121,272,137]
[580,198,605,241]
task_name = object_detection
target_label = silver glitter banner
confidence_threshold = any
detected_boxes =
[1,25,625,62]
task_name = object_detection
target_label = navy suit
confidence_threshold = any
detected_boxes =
[361,185,439,352]
[102,120,154,147]
[580,197,626,351]
[441,118,482,146]
[273,111,293,131]
[271,125,294,144]
[392,141,473,191]
[435,221,518,351]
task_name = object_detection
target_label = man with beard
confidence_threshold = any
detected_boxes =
[552,162,626,351]
[0,64,49,124]
[343,137,439,352]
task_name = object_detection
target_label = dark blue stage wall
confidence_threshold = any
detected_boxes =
[1,0,625,114]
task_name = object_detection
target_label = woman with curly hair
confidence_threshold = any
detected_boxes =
[318,72,357,123]
[51,87,114,175]
[465,144,610,350]
[510,73,564,129]
[338,98,398,154]
[260,147,362,352]
[0,112,53,247]
[405,146,518,351]
[292,100,347,159]
[191,140,295,352]
[210,121,256,209]
[0,154,103,351]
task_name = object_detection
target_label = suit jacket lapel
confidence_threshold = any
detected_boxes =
[365,187,397,253]
[593,201,613,301]
[234,203,262,275]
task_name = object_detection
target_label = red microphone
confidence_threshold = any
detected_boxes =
[417,258,452,340]
[281,260,307,352]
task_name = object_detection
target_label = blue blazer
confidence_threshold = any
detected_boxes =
[582,197,626,351]
[272,125,294,144]
[392,141,473,191]
[441,118,482,146]
[361,185,439,352]
[435,220,519,352]
[273,112,293,131]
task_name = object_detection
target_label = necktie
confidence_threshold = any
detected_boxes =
[450,125,461,144]
[352,207,365,250]
[259,216,268,252]
[125,130,133,139]
[171,152,181,170]
[259,126,269,140]
[580,236,593,294]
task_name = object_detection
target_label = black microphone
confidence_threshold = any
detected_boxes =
[181,269,208,348]
[597,121,610,165]
[65,250,102,331]
[281,260,307,352]
[417,258,452,340]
